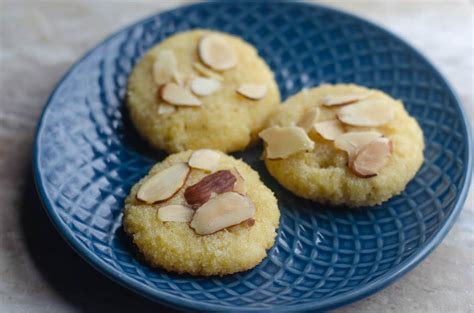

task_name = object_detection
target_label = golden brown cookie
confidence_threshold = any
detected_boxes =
[123,150,280,276]
[127,29,280,153]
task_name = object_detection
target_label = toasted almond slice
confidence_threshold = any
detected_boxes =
[230,167,247,194]
[190,192,255,235]
[322,92,372,107]
[313,120,345,141]
[336,99,394,126]
[198,34,237,71]
[188,149,221,172]
[184,170,236,208]
[190,77,221,96]
[259,126,315,159]
[193,62,224,81]
[153,50,177,85]
[158,204,194,222]
[157,104,176,115]
[350,137,392,178]
[297,107,320,132]
[137,163,190,203]
[159,83,202,106]
[334,131,383,156]
[236,84,267,100]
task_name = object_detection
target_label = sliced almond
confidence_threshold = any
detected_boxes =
[190,192,255,235]
[349,137,392,178]
[337,99,394,127]
[198,34,237,71]
[259,126,315,159]
[313,120,345,141]
[153,50,178,85]
[137,163,190,203]
[190,77,221,96]
[158,204,194,222]
[334,131,383,156]
[236,84,267,100]
[172,70,184,86]
[322,92,372,107]
[188,149,221,172]
[184,170,236,208]
[297,107,320,132]
[193,62,224,81]
[157,104,176,115]
[159,83,202,106]
[230,167,247,194]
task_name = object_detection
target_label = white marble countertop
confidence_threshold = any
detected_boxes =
[0,1,472,312]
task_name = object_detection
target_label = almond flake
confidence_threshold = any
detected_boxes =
[159,83,202,106]
[334,131,383,156]
[236,84,267,100]
[198,34,237,71]
[190,192,255,235]
[297,107,320,132]
[188,149,221,172]
[158,204,194,222]
[230,167,247,194]
[337,99,394,126]
[190,77,221,96]
[157,104,176,115]
[313,120,345,141]
[322,92,372,107]
[137,163,190,203]
[349,137,392,178]
[153,50,178,85]
[184,170,236,208]
[259,126,315,159]
[193,62,224,81]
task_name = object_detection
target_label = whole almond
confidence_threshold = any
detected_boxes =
[184,170,236,207]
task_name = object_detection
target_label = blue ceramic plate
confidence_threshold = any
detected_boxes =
[34,2,472,312]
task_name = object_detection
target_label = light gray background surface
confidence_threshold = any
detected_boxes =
[0,1,472,312]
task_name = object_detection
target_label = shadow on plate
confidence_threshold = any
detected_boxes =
[20,164,179,312]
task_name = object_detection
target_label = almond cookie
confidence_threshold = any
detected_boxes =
[123,150,280,276]
[260,84,424,207]
[127,29,280,153]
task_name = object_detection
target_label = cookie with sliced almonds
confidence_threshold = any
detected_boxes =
[127,29,280,153]
[262,83,424,207]
[123,150,279,276]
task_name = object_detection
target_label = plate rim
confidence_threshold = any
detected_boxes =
[33,2,473,312]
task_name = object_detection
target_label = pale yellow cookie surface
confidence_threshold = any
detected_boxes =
[127,29,280,153]
[264,84,424,207]
[123,151,280,276]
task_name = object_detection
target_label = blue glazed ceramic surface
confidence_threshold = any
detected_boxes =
[34,2,472,312]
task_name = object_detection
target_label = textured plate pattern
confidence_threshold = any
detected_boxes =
[34,2,472,312]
